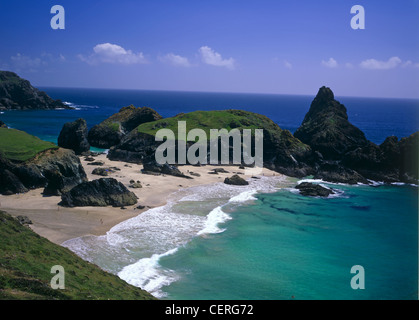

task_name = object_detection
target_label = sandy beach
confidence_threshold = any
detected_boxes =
[0,154,282,245]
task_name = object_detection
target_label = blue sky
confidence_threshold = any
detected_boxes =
[1,0,419,98]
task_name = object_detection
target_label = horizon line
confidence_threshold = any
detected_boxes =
[36,85,419,101]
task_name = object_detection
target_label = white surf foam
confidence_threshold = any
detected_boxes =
[228,190,257,203]
[118,248,180,298]
[197,206,232,236]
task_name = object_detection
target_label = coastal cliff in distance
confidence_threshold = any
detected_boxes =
[0,71,70,110]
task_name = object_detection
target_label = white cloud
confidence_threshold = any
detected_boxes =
[10,53,44,71]
[160,53,191,67]
[402,60,419,69]
[321,57,338,68]
[199,46,235,70]
[79,43,148,65]
[284,60,292,69]
[8,53,66,73]
[360,56,401,70]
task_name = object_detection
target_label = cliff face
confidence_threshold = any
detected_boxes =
[88,105,162,149]
[0,71,70,110]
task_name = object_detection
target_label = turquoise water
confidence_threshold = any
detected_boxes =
[158,183,418,300]
[63,178,418,300]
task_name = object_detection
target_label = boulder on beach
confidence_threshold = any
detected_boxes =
[60,178,138,207]
[224,174,249,186]
[142,159,193,179]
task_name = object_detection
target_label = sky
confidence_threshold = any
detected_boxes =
[1,0,419,98]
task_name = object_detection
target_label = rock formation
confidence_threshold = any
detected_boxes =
[0,145,87,196]
[88,105,162,149]
[57,118,90,155]
[141,159,193,179]
[295,182,334,197]
[294,86,418,184]
[224,174,249,185]
[60,178,138,207]
[294,86,368,160]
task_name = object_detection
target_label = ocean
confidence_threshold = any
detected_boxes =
[1,88,418,299]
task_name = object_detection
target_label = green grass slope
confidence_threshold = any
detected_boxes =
[0,128,58,162]
[0,211,155,300]
[137,109,280,139]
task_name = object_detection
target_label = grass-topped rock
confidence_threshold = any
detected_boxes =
[88,105,162,149]
[0,127,87,196]
[108,109,314,178]
[0,127,58,162]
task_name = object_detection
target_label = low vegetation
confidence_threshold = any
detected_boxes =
[0,128,58,162]
[0,211,155,300]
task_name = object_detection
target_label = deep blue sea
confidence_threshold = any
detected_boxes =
[1,87,418,300]
[1,87,418,144]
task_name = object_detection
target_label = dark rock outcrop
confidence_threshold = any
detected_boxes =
[295,182,334,197]
[58,118,90,155]
[0,168,28,195]
[107,131,157,163]
[0,121,7,128]
[60,178,138,207]
[314,162,369,185]
[0,148,87,196]
[88,105,162,149]
[224,174,249,185]
[141,159,193,179]
[92,167,111,176]
[16,215,33,225]
[0,71,70,110]
[294,86,368,160]
[294,86,418,184]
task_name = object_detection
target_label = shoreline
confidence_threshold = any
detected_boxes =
[0,154,283,245]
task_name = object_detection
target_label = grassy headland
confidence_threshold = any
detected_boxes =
[0,128,58,162]
[0,211,155,300]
